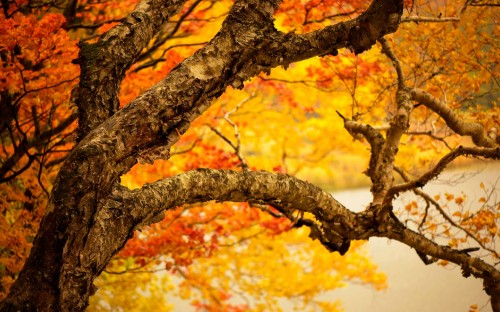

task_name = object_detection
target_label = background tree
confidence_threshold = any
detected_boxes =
[0,0,499,311]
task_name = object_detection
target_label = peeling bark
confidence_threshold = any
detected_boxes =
[75,0,187,140]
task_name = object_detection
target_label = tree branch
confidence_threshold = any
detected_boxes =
[412,89,499,147]
[337,111,385,180]
[110,169,499,285]
[75,0,187,140]
[257,0,403,72]
[0,113,77,182]
[401,16,460,23]
[393,166,500,258]
[135,0,205,64]
[369,37,411,215]
[383,217,500,286]
[378,37,404,88]
[389,146,500,197]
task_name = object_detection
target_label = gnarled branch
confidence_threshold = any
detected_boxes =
[75,0,187,140]
[412,89,499,147]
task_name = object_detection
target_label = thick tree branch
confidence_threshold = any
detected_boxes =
[105,169,499,293]
[370,87,413,214]
[125,169,354,229]
[412,89,499,147]
[54,169,360,307]
[254,0,403,72]
[75,0,186,140]
[369,38,411,218]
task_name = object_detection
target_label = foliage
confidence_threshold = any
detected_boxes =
[0,8,78,297]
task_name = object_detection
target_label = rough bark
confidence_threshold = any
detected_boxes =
[75,0,186,140]
[7,0,499,311]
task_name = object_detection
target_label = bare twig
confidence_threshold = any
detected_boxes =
[208,96,254,171]
[402,16,460,23]
[378,38,404,88]
[406,130,453,150]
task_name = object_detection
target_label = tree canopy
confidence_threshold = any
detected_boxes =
[0,0,499,311]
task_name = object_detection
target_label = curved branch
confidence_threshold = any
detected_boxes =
[337,111,385,180]
[111,169,498,286]
[263,0,403,68]
[378,37,404,88]
[70,169,360,301]
[389,146,500,197]
[384,217,500,287]
[412,89,499,147]
[125,169,354,230]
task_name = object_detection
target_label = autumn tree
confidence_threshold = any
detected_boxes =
[1,0,499,311]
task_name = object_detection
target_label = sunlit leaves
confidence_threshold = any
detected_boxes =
[88,261,174,312]
[275,0,367,33]
[170,227,385,311]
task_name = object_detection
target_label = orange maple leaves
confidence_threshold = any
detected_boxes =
[0,8,79,299]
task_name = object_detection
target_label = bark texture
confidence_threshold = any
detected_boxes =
[3,0,499,311]
[76,0,186,140]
